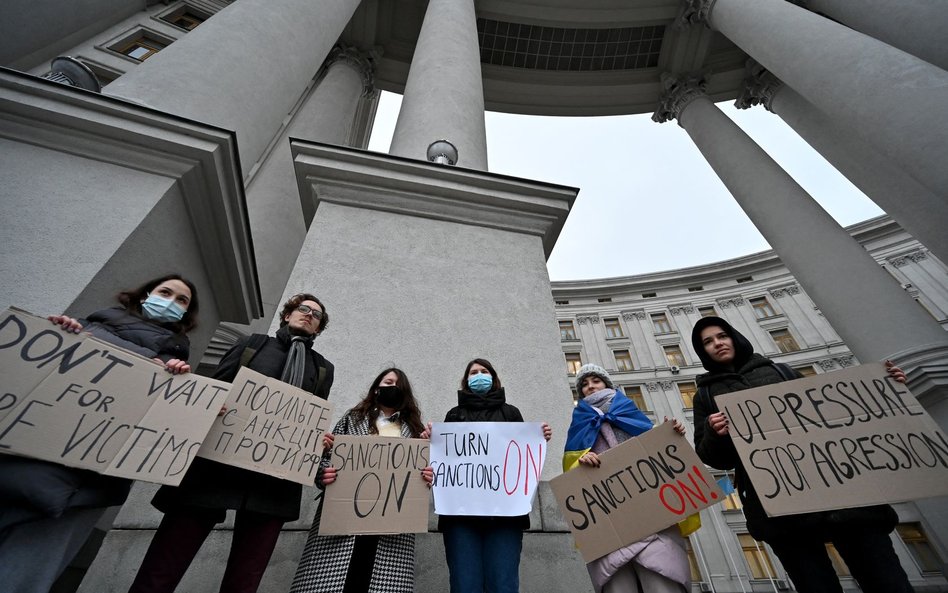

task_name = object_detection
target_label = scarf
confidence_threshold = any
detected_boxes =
[563,388,653,472]
[278,327,313,388]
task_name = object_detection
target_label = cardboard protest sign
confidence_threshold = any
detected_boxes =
[0,307,230,485]
[318,436,430,535]
[197,366,333,486]
[430,422,547,516]
[550,422,723,563]
[716,362,948,517]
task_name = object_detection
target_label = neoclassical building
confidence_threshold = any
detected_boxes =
[2,1,947,592]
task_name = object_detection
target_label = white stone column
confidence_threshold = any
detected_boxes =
[104,0,362,173]
[679,0,948,207]
[799,0,948,71]
[389,0,488,170]
[624,310,657,368]
[735,62,948,266]
[653,73,948,368]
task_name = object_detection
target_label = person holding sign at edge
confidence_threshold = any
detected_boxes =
[290,367,432,593]
[0,273,199,593]
[691,316,913,593]
[128,293,334,593]
[431,358,552,593]
[563,364,692,593]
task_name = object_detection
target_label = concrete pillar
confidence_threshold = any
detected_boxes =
[104,0,362,173]
[242,45,377,330]
[1,0,144,69]
[799,0,948,71]
[678,0,948,208]
[735,61,948,266]
[389,0,488,170]
[653,73,948,373]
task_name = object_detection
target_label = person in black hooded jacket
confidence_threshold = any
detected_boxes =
[691,316,913,593]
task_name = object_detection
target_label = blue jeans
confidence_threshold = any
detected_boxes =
[442,520,523,593]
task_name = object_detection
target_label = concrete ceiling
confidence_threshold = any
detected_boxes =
[341,0,749,116]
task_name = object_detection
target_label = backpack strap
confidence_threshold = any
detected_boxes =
[238,333,270,368]
[313,356,328,397]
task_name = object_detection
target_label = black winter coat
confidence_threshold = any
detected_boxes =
[691,316,896,542]
[152,327,333,521]
[0,307,191,520]
[438,388,530,531]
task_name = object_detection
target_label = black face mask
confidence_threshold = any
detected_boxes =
[376,385,405,409]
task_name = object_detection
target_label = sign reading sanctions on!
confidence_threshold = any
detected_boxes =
[0,307,229,485]
[717,362,948,517]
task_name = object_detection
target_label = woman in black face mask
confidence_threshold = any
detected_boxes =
[289,367,431,593]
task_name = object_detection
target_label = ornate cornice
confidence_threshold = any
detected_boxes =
[735,60,784,112]
[817,359,836,371]
[669,304,696,316]
[675,0,718,29]
[889,249,929,268]
[835,355,855,368]
[576,314,600,325]
[622,310,647,321]
[769,284,801,299]
[652,72,708,125]
[325,44,376,97]
[646,380,674,391]
[716,296,746,309]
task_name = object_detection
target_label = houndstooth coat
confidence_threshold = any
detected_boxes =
[289,411,417,593]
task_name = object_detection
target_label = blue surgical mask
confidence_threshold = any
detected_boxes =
[142,294,186,323]
[468,373,493,394]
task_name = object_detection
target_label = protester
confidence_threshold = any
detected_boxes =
[435,358,552,593]
[563,363,691,593]
[290,367,432,593]
[128,293,334,593]
[0,274,199,593]
[691,315,913,593]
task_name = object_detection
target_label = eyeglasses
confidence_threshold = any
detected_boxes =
[295,304,323,319]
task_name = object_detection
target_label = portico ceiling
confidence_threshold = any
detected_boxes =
[341,0,749,116]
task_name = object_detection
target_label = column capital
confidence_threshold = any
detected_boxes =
[325,44,377,97]
[735,60,784,111]
[675,0,718,29]
[652,72,708,125]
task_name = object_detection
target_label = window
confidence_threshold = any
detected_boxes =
[698,306,716,318]
[825,543,851,576]
[750,296,777,319]
[737,275,754,284]
[678,381,697,408]
[738,534,777,579]
[623,385,648,411]
[897,522,942,573]
[112,32,168,61]
[598,297,612,303]
[770,329,800,353]
[722,488,742,511]
[688,286,703,292]
[664,345,686,367]
[565,353,583,375]
[642,292,656,299]
[651,313,672,334]
[559,320,577,341]
[794,365,817,377]
[604,317,624,338]
[555,300,569,305]
[75,58,122,86]
[685,539,703,581]
[161,7,207,30]
[614,350,634,372]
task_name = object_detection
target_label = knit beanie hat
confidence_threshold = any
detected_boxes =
[575,363,614,390]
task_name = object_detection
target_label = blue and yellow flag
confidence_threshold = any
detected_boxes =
[562,391,653,472]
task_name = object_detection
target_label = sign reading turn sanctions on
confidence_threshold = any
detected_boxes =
[319,436,431,535]
[550,422,723,563]
[197,366,333,486]
[430,422,547,517]
[0,307,229,485]
[717,362,948,517]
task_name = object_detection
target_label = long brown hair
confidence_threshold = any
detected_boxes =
[351,368,425,437]
[117,273,199,334]
[459,358,503,393]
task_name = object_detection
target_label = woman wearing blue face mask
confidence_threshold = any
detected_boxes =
[0,274,199,593]
[438,358,552,593]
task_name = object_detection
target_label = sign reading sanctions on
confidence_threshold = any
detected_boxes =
[430,422,547,517]
[550,422,723,563]
[197,367,333,486]
[0,307,229,485]
[319,436,431,535]
[717,362,948,517]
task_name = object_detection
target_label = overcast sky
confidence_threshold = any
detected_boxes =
[367,91,883,281]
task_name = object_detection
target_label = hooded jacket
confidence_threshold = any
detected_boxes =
[690,317,896,542]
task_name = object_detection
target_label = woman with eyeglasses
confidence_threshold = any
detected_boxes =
[0,274,199,593]
[290,367,432,593]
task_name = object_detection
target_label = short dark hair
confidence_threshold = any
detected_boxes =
[351,367,425,437]
[117,274,199,334]
[460,358,502,393]
[278,293,328,334]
